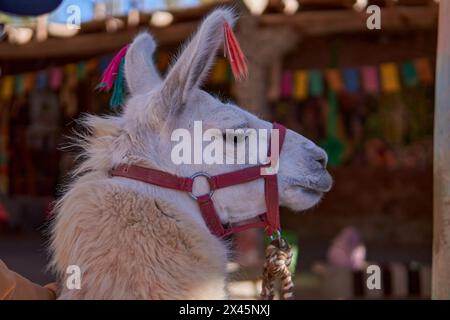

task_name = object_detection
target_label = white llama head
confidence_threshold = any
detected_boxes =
[86,8,331,225]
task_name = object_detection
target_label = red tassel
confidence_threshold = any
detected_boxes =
[223,22,248,81]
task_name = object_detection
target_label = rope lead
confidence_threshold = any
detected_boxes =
[260,237,295,300]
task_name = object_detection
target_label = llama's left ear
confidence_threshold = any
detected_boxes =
[160,8,236,110]
[125,32,162,95]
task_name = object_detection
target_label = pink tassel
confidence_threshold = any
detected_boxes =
[98,45,129,92]
[223,22,248,81]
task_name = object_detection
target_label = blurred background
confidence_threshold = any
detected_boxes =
[0,0,439,299]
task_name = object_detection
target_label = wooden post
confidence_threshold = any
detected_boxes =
[432,1,450,300]
[234,15,299,117]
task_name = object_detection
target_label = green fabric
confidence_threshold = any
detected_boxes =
[320,91,344,166]
[402,61,418,87]
[14,74,24,95]
[109,59,126,109]
[309,70,324,97]
[77,61,86,81]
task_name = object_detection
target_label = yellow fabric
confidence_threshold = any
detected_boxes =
[380,63,400,93]
[1,76,14,99]
[0,259,57,300]
[292,70,308,100]
[210,59,227,84]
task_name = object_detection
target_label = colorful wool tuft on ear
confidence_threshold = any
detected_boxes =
[223,21,248,81]
[97,45,129,109]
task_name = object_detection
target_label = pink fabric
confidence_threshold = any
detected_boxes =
[361,66,379,94]
[98,45,129,91]
[49,68,63,91]
[281,71,293,98]
[0,203,9,224]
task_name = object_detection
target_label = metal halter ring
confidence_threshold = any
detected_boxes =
[188,172,215,200]
[270,230,282,241]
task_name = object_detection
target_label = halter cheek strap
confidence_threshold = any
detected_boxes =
[110,123,287,238]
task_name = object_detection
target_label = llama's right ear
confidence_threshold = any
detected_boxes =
[124,33,162,95]
[160,8,236,111]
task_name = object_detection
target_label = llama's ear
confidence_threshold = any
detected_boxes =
[160,8,236,110]
[124,32,162,95]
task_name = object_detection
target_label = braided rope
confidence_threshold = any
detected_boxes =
[260,238,294,300]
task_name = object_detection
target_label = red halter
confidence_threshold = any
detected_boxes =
[110,123,287,238]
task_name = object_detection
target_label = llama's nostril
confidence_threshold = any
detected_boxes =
[304,142,328,168]
[317,157,327,168]
[316,152,328,168]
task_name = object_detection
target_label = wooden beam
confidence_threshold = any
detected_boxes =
[80,2,225,34]
[0,0,229,60]
[0,21,197,60]
[0,6,438,60]
[432,1,450,300]
[260,6,438,36]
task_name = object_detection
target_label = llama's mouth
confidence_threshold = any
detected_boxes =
[300,187,323,196]
[287,172,332,194]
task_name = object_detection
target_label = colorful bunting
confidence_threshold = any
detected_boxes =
[343,68,360,93]
[36,71,48,90]
[402,61,419,87]
[0,56,433,101]
[293,70,309,101]
[99,56,111,73]
[157,51,171,72]
[77,61,87,81]
[49,67,63,91]
[415,58,433,85]
[86,58,99,73]
[320,91,344,167]
[325,69,343,92]
[309,70,324,97]
[210,58,228,84]
[14,74,24,95]
[281,71,293,98]
[361,66,379,93]
[380,63,400,93]
[0,106,8,194]
[24,73,36,93]
[1,76,14,99]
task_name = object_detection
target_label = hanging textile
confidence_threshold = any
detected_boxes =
[414,58,433,85]
[380,63,401,93]
[281,71,293,98]
[343,68,360,93]
[401,61,419,87]
[309,70,324,97]
[361,66,379,93]
[325,69,343,92]
[320,91,344,166]
[293,70,309,100]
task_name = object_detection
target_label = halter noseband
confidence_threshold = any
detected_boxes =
[110,123,287,238]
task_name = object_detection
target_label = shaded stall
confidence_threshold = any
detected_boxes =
[0,0,442,299]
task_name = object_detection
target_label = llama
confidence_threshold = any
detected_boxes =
[49,8,332,299]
